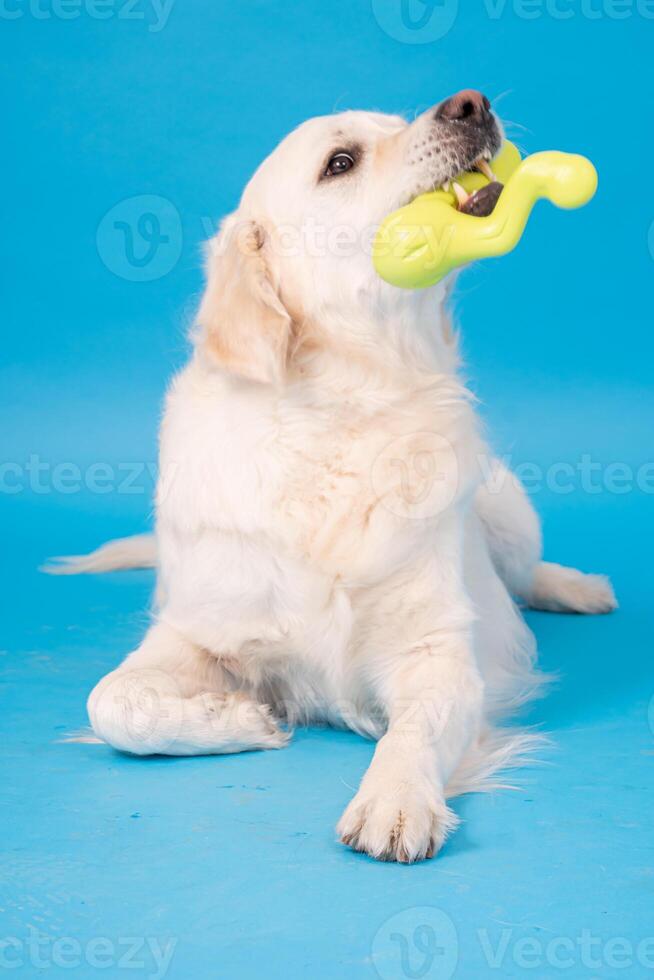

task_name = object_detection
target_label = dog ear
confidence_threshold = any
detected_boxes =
[197,217,292,385]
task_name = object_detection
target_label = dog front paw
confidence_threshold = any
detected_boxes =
[337,784,458,863]
[195,693,290,751]
[223,695,291,750]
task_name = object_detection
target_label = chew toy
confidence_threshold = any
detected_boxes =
[372,140,598,289]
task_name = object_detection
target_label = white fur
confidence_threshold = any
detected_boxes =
[53,108,616,862]
[42,534,157,574]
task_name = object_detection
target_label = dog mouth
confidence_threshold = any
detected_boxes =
[433,152,504,218]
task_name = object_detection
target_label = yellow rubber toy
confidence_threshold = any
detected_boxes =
[372,141,598,289]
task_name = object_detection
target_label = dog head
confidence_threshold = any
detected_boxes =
[198,93,502,384]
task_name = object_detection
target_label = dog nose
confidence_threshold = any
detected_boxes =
[436,89,491,124]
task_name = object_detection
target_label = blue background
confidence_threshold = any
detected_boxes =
[2,2,653,978]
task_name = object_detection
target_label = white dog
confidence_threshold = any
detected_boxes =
[52,92,616,862]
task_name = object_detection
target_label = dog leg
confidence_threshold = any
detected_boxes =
[337,643,483,862]
[87,621,289,756]
[526,561,617,614]
[476,458,616,614]
[338,546,483,862]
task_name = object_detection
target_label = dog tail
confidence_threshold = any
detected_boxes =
[41,533,157,575]
[446,726,550,798]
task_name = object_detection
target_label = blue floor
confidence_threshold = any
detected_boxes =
[1,471,653,979]
[3,450,653,978]
[3,1,653,978]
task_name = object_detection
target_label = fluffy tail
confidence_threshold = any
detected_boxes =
[41,533,156,575]
[446,726,550,798]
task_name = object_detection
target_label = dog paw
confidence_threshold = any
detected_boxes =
[569,573,618,615]
[529,563,618,615]
[199,693,290,751]
[337,785,458,863]
[250,702,291,749]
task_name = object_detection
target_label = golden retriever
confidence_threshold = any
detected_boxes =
[52,93,616,862]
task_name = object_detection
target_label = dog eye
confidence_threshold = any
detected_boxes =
[324,152,355,177]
